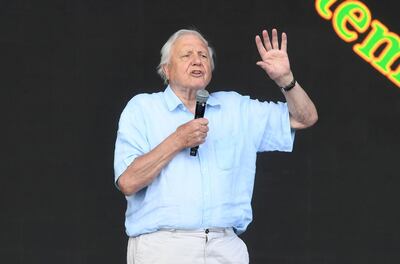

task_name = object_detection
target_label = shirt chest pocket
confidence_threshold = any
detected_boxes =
[214,136,238,170]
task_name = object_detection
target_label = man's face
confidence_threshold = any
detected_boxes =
[164,34,212,92]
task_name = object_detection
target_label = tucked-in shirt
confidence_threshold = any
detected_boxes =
[114,86,295,237]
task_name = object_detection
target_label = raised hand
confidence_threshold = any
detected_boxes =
[255,29,293,87]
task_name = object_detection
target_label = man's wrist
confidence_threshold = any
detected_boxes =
[170,131,185,152]
[275,72,293,87]
[280,77,296,92]
[275,72,295,92]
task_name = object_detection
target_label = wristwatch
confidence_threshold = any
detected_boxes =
[280,78,296,92]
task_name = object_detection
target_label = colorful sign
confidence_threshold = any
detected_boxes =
[315,0,399,87]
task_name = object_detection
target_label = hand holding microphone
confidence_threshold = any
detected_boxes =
[174,90,209,156]
[190,90,209,156]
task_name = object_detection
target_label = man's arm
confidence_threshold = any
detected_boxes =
[275,71,318,129]
[117,118,209,196]
[255,29,318,129]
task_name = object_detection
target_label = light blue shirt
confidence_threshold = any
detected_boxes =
[114,86,295,237]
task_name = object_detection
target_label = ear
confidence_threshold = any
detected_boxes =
[162,64,170,80]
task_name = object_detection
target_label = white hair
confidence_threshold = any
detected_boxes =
[157,29,215,84]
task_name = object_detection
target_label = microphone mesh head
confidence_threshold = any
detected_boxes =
[196,89,209,103]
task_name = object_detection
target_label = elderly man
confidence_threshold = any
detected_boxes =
[114,28,317,264]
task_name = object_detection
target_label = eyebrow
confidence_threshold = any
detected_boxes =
[180,50,208,55]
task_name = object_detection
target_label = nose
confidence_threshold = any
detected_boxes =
[191,54,203,65]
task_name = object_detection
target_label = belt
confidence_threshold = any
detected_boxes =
[159,227,231,234]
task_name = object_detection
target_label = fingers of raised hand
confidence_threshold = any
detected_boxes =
[261,30,272,51]
[255,35,267,60]
[271,29,279,49]
[281,32,287,52]
[255,61,270,72]
[256,29,284,61]
[257,29,287,51]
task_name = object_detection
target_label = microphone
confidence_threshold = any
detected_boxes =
[190,89,209,156]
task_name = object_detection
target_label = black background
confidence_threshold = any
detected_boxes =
[1,0,400,263]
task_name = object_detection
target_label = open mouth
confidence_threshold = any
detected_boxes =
[190,70,204,77]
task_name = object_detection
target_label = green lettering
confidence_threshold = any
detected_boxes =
[315,0,338,20]
[333,1,371,42]
[354,20,400,76]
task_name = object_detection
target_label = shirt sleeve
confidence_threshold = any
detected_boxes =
[246,98,295,152]
[113,98,150,188]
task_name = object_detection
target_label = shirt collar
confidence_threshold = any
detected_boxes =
[163,85,183,111]
[163,85,221,112]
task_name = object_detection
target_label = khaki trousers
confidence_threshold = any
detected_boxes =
[127,228,249,264]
